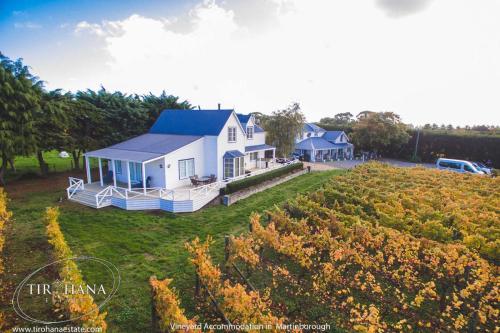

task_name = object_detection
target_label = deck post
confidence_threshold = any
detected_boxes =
[126,161,131,191]
[142,162,146,195]
[111,159,117,187]
[85,156,91,184]
[163,156,168,190]
[98,158,103,186]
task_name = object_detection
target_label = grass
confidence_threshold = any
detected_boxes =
[3,169,345,332]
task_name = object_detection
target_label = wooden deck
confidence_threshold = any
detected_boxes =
[66,160,299,212]
[67,180,221,212]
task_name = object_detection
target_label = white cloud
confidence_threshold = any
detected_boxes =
[42,0,500,126]
[74,21,105,36]
[376,0,434,17]
[14,21,42,29]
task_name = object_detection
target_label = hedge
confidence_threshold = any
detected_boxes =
[392,131,500,168]
[221,162,304,195]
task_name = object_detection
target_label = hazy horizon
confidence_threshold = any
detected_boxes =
[1,0,499,126]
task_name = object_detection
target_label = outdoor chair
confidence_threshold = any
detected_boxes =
[209,174,217,183]
[190,175,200,186]
[103,170,113,184]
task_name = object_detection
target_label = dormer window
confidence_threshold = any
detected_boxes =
[247,126,254,139]
[228,127,237,142]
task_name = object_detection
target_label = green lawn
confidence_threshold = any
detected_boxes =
[4,169,345,332]
[3,151,98,183]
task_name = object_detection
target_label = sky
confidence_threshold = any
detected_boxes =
[1,0,499,126]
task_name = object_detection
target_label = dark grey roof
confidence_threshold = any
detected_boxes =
[245,144,275,152]
[85,133,202,162]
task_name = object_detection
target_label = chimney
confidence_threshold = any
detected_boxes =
[218,103,221,110]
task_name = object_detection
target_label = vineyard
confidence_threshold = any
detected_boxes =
[151,163,499,332]
[0,189,11,331]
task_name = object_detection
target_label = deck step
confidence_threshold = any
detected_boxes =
[68,190,111,208]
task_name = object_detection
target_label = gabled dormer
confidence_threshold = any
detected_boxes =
[322,131,350,144]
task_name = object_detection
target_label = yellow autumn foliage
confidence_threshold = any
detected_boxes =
[45,207,107,331]
[149,276,200,332]
[0,188,11,331]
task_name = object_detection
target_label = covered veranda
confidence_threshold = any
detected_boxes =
[84,148,166,195]
[244,144,276,169]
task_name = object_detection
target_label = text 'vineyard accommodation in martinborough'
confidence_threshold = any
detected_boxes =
[295,123,354,162]
[66,109,297,212]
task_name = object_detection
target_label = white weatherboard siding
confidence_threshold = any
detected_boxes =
[164,137,206,189]
[252,132,266,145]
[204,136,218,179]
[216,112,246,180]
[145,158,165,188]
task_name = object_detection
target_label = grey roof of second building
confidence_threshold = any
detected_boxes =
[322,131,344,142]
[295,137,352,150]
[85,133,202,162]
[303,123,326,133]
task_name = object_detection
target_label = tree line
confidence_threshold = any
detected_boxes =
[0,53,192,185]
[318,111,500,167]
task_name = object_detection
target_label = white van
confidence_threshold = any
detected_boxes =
[436,158,485,174]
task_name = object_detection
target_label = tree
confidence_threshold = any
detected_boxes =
[0,54,39,184]
[64,96,105,170]
[33,90,70,175]
[351,112,410,154]
[262,103,305,157]
[320,112,354,126]
[142,91,192,127]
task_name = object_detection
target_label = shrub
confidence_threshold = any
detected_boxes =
[221,162,304,195]
[45,207,107,330]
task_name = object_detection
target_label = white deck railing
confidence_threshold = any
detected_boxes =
[67,160,298,206]
[66,177,84,199]
[95,186,114,208]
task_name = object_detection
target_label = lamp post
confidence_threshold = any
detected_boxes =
[412,126,421,162]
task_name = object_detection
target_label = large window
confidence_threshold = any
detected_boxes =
[129,162,142,182]
[224,157,244,179]
[228,127,237,142]
[246,126,254,139]
[114,160,122,174]
[249,152,258,161]
[179,158,195,179]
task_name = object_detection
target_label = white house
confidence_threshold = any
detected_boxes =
[66,109,282,212]
[295,123,354,162]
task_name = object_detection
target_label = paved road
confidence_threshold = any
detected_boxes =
[316,158,435,170]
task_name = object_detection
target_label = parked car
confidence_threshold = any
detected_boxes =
[473,161,492,175]
[436,158,485,175]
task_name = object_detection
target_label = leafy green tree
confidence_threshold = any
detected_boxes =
[320,112,354,126]
[33,90,70,175]
[0,54,39,184]
[262,103,305,157]
[351,112,410,154]
[64,96,105,170]
[142,91,192,127]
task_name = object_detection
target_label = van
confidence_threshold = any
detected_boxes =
[436,158,485,174]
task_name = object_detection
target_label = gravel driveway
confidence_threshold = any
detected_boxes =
[316,158,435,170]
